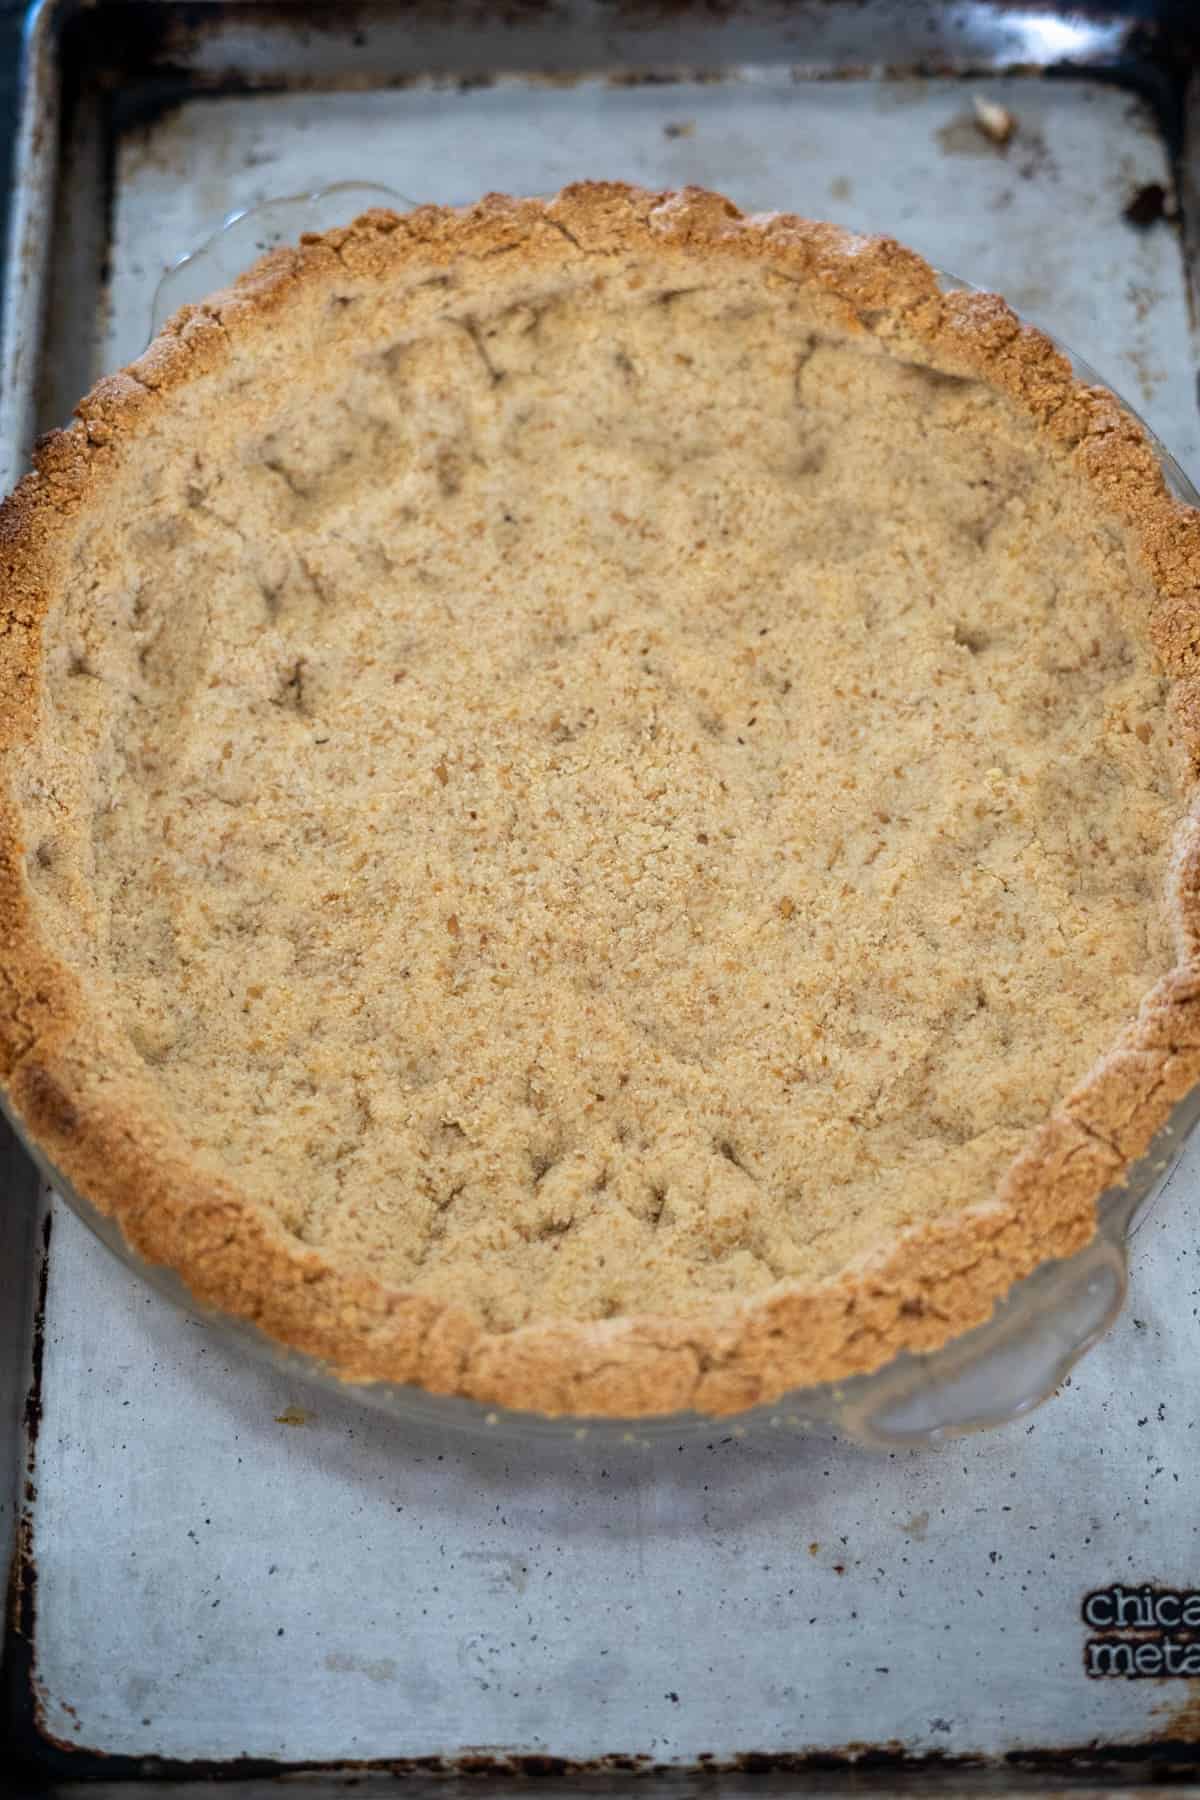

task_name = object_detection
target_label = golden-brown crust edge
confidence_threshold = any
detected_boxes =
[2,180,1199,1419]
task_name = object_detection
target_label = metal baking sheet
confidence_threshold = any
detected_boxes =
[6,1,1200,1784]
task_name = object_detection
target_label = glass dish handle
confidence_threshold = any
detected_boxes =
[837,1085,1200,1447]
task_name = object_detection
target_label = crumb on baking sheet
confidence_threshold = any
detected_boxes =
[973,95,1016,146]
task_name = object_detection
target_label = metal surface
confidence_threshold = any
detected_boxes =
[28,1778,1200,1792]
[0,0,60,497]
[6,0,1200,1785]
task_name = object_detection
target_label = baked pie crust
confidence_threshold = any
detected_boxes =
[3,182,1200,1417]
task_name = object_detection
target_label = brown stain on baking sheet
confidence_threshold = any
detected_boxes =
[1124,181,1178,228]
[273,1404,312,1426]
[324,1650,397,1685]
[1153,1682,1200,1742]
[4,1209,63,1770]
[935,111,1055,183]
[936,111,1009,158]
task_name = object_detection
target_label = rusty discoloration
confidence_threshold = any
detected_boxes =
[273,1404,312,1427]
[1153,1684,1200,1742]
[1151,1670,1200,1742]
[1125,180,1179,228]
[4,1208,52,1776]
[20,1209,51,1458]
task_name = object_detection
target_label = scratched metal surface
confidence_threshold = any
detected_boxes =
[14,47,1200,1773]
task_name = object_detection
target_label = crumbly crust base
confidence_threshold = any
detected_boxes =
[3,182,1200,1418]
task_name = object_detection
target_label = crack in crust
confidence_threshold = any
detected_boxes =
[2,182,1200,1417]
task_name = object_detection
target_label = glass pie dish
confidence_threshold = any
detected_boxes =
[6,186,1199,1450]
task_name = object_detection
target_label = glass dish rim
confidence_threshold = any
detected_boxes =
[12,183,1200,1449]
